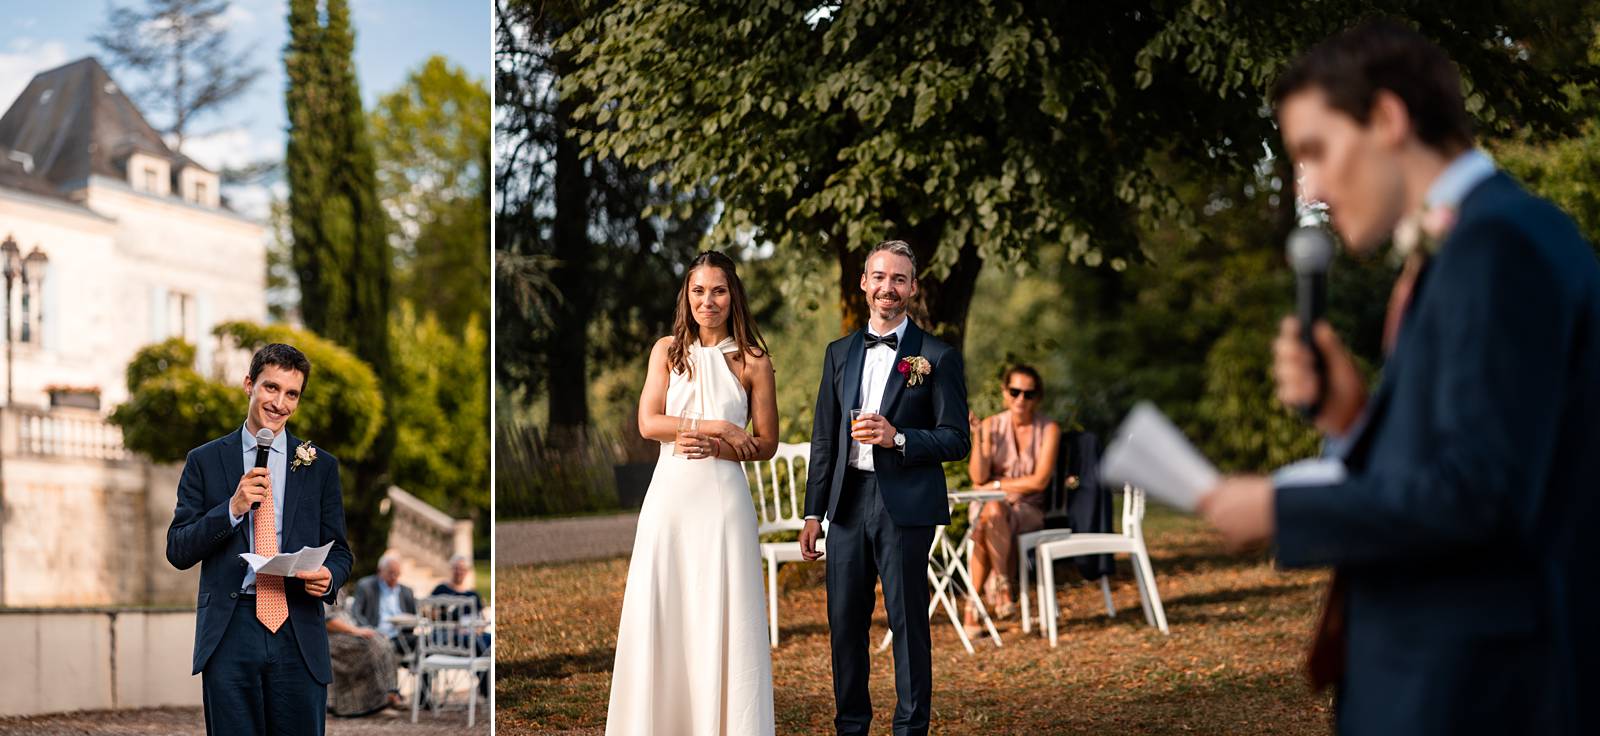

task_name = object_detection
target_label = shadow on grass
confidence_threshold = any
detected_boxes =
[1166,580,1320,608]
[499,647,616,681]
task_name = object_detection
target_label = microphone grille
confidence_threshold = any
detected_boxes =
[1287,227,1336,275]
[255,427,275,448]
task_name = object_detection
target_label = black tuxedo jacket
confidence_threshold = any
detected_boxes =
[1275,173,1600,735]
[166,430,353,684]
[806,320,971,526]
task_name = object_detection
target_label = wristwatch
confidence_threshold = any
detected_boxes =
[893,432,906,450]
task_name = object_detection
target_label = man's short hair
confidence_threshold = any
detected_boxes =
[378,553,400,573]
[1271,18,1474,155]
[248,343,312,391]
[865,239,918,276]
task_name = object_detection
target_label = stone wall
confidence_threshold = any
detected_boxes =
[0,415,195,607]
[0,608,200,716]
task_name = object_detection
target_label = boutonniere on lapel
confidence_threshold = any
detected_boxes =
[1393,204,1457,260]
[291,443,318,472]
[897,356,932,387]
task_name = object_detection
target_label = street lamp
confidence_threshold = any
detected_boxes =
[1,235,20,407]
[0,233,15,608]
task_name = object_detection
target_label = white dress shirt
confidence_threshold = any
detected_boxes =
[229,425,288,593]
[848,317,910,471]
[376,580,403,637]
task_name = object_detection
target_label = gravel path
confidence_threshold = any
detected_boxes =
[0,706,490,735]
[496,514,637,566]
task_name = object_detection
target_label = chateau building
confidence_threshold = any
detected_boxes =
[0,58,266,606]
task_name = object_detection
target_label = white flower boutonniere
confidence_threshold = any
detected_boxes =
[897,356,932,387]
[1393,204,1458,261]
[292,443,318,472]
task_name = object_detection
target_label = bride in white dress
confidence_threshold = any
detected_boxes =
[606,251,779,735]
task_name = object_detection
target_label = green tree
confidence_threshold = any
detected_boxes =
[563,1,1597,350]
[370,56,491,333]
[388,303,490,533]
[285,0,395,575]
[111,324,383,467]
[496,0,711,442]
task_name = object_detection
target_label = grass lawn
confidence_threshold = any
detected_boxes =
[495,506,1335,735]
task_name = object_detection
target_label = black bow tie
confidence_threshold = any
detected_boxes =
[864,332,899,350]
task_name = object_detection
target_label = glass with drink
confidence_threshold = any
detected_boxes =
[850,409,873,442]
[674,410,702,457]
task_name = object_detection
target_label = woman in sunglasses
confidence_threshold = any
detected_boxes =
[964,364,1061,633]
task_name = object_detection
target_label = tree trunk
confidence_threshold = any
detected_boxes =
[544,44,593,445]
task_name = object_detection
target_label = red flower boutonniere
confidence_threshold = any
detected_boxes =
[897,356,932,387]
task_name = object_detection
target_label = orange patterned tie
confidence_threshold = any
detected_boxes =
[253,486,288,632]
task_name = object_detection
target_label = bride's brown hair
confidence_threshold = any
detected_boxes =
[668,251,771,380]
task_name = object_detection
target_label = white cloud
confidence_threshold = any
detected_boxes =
[218,2,256,29]
[224,181,276,222]
[178,126,281,172]
[0,39,71,114]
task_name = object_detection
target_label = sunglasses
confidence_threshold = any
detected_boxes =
[1006,387,1039,400]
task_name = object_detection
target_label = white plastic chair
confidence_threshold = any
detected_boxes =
[1034,484,1168,647]
[411,594,491,726]
[745,442,821,646]
[1016,461,1075,635]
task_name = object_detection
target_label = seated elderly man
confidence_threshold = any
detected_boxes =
[350,552,418,656]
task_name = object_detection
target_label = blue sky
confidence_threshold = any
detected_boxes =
[0,0,491,218]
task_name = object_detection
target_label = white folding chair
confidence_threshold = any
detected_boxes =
[745,442,822,646]
[1035,485,1169,647]
[1016,460,1075,635]
[411,594,491,726]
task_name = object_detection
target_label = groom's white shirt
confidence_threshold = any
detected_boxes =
[849,316,909,472]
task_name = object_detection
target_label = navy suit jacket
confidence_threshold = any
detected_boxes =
[166,430,354,684]
[1275,173,1600,735]
[806,320,971,526]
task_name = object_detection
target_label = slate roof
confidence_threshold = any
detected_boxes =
[0,57,211,193]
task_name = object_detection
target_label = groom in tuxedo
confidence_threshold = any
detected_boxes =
[1200,20,1600,735]
[167,343,353,735]
[801,239,971,736]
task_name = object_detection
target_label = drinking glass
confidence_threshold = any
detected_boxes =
[673,410,702,457]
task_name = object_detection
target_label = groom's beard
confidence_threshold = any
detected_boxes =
[870,292,907,321]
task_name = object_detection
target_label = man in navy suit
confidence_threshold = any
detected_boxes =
[167,343,353,735]
[800,240,970,736]
[1200,20,1600,735]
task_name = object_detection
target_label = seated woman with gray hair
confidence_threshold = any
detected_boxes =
[429,554,491,698]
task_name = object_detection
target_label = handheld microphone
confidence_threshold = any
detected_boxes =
[252,427,274,510]
[1287,227,1335,418]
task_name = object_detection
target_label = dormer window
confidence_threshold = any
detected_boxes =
[126,152,171,196]
[179,166,220,208]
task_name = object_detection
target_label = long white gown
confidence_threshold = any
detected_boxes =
[605,337,776,736]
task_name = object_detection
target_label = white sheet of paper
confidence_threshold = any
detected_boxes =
[1100,402,1220,512]
[240,541,334,577]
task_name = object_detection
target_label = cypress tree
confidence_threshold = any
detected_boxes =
[286,0,395,577]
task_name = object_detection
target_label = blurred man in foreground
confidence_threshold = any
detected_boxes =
[1199,19,1600,736]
